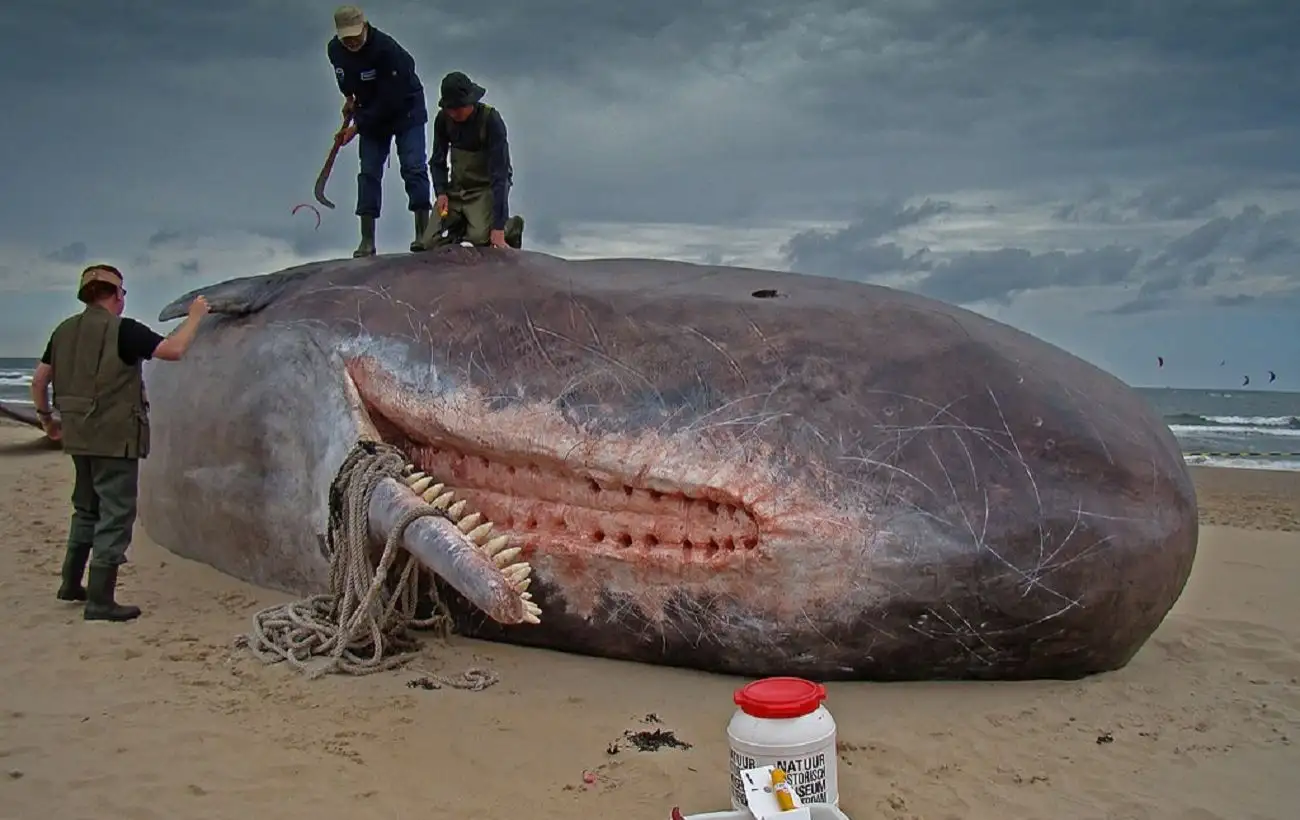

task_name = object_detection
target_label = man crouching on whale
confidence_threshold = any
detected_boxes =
[415,71,525,250]
[29,264,210,621]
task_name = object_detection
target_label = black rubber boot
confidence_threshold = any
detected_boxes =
[504,215,525,249]
[56,544,91,601]
[84,565,142,622]
[410,209,431,252]
[414,211,466,252]
[353,215,377,258]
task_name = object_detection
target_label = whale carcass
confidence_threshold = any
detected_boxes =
[36,248,1203,680]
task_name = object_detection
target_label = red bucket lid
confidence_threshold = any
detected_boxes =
[733,677,827,719]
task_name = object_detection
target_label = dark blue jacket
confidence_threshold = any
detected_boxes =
[327,26,428,138]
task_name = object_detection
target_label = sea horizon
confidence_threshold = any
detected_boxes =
[3,356,1297,471]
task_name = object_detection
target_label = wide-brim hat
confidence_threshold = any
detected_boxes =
[438,71,486,108]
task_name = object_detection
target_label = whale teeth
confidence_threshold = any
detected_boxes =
[403,471,427,487]
[421,483,445,503]
[493,546,522,567]
[503,563,531,584]
[389,469,538,623]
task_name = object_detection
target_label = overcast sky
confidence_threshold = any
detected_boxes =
[2,0,1297,390]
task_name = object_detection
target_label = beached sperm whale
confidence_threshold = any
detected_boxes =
[6,248,1199,680]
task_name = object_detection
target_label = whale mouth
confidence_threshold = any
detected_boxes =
[370,422,763,562]
[346,358,766,564]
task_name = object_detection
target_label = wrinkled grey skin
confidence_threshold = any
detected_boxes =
[20,247,1198,681]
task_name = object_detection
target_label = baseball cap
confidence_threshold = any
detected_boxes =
[334,5,367,38]
[77,264,124,303]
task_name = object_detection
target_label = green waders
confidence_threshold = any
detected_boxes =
[47,304,147,622]
[417,105,524,250]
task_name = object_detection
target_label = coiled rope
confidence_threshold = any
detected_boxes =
[234,440,499,689]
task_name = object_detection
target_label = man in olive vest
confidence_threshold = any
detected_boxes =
[29,265,210,621]
[415,71,525,251]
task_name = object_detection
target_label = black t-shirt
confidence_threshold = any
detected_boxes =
[39,317,166,367]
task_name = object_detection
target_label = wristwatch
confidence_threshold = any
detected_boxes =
[36,409,52,419]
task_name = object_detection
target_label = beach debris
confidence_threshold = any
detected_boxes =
[605,713,691,754]
[625,729,692,752]
[406,668,499,691]
[1096,731,1114,744]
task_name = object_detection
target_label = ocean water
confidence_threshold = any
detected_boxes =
[3,357,1297,471]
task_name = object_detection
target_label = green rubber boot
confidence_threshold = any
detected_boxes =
[84,565,141,622]
[410,209,431,252]
[56,544,91,602]
[504,215,525,249]
[353,215,377,258]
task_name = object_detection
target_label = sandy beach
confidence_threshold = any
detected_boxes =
[1,419,1297,820]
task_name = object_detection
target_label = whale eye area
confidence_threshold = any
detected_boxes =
[377,430,762,560]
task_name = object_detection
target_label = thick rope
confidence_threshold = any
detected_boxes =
[234,440,499,689]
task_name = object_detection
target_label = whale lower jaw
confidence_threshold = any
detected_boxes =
[346,355,791,574]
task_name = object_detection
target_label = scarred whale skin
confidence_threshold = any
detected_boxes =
[127,247,1197,681]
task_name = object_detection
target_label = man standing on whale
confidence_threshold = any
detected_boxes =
[416,71,524,250]
[328,5,433,257]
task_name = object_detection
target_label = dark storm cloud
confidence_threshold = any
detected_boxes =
[1213,294,1257,308]
[1103,294,1168,316]
[146,230,183,248]
[915,245,1144,306]
[5,0,1299,240]
[1053,177,1238,224]
[43,242,88,265]
[2,0,1299,383]
[780,198,951,277]
[1099,206,1300,314]
[782,197,1147,300]
[778,1,1300,195]
[784,196,1300,312]
[1125,178,1234,221]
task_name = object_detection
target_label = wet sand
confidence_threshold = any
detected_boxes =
[1,421,1297,819]
[1191,465,1300,532]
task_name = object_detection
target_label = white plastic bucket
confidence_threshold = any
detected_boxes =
[680,806,851,820]
[726,677,838,810]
